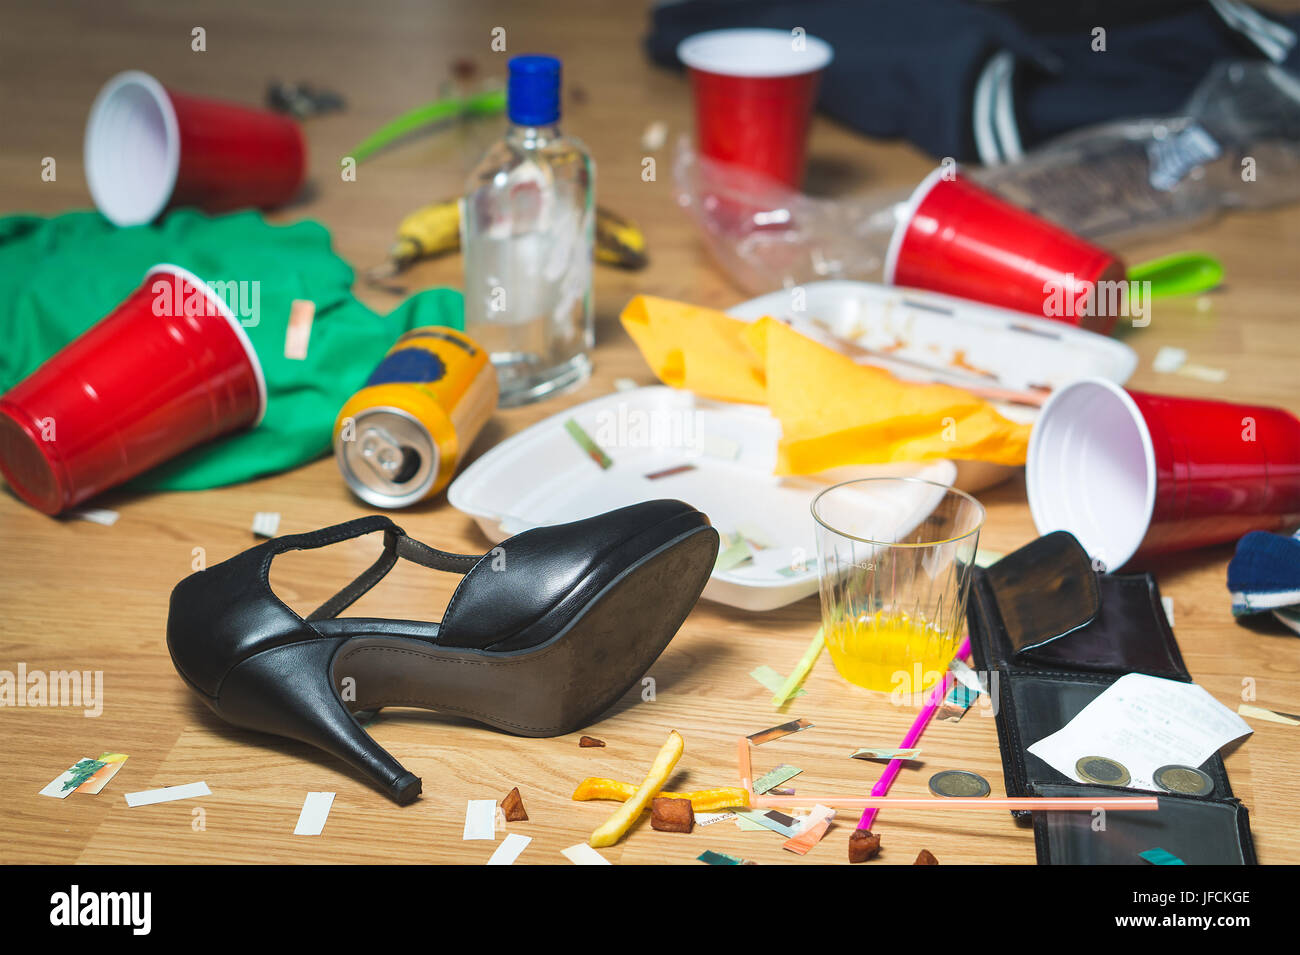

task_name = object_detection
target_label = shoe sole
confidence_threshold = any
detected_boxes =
[329,525,718,736]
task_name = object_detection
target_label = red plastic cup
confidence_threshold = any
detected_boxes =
[0,265,266,515]
[679,28,833,188]
[885,167,1127,333]
[1027,378,1300,570]
[84,70,306,226]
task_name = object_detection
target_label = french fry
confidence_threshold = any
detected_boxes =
[588,730,684,848]
[572,777,749,812]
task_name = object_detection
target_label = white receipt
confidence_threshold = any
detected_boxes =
[1027,673,1251,791]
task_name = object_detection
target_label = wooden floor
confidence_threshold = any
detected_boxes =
[2,0,1299,865]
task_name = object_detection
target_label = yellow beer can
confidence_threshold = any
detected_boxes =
[333,326,498,508]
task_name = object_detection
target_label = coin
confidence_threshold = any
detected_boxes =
[1153,764,1213,796]
[928,770,991,798]
[1075,756,1131,787]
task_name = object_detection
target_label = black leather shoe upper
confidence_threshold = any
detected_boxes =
[437,500,711,652]
[167,501,711,697]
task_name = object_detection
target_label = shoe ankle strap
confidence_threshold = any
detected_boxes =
[266,516,482,621]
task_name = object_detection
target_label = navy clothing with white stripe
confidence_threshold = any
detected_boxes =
[646,0,1300,161]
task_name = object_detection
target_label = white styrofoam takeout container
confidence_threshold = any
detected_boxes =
[726,280,1138,402]
[448,385,956,611]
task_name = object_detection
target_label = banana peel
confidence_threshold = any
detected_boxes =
[367,199,647,285]
[594,206,648,270]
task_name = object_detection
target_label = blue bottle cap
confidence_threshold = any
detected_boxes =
[507,55,561,126]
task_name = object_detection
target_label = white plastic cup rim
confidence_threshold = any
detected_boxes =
[144,263,268,427]
[677,28,833,78]
[1026,377,1157,572]
[882,163,954,286]
[84,70,181,227]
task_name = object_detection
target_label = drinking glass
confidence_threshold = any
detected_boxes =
[812,477,985,693]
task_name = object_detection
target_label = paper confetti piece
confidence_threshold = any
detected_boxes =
[293,792,335,835]
[694,812,734,827]
[714,532,753,571]
[70,508,119,527]
[851,747,922,761]
[936,681,980,721]
[1140,847,1185,865]
[641,120,668,152]
[748,718,814,745]
[1179,363,1228,383]
[731,808,803,838]
[735,522,775,549]
[782,804,835,855]
[771,627,824,706]
[251,512,281,538]
[949,659,984,695]
[125,781,210,807]
[463,799,497,840]
[39,763,89,799]
[753,763,803,795]
[74,753,129,794]
[487,833,532,865]
[1152,346,1188,374]
[973,549,1003,568]
[699,433,740,460]
[284,299,315,360]
[698,849,747,865]
[1238,703,1300,726]
[613,378,638,392]
[561,843,611,865]
[750,665,806,699]
[564,419,613,469]
[645,463,696,480]
[1162,596,1175,627]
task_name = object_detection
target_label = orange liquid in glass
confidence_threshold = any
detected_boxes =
[824,611,958,692]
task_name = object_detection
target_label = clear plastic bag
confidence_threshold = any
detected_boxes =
[978,61,1300,242]
[675,61,1300,294]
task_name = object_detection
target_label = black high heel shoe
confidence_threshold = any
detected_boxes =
[167,500,718,804]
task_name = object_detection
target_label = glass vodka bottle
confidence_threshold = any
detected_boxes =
[461,54,595,406]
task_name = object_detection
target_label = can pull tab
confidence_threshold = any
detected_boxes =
[360,426,421,485]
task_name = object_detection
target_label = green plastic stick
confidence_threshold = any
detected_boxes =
[771,626,825,707]
[351,88,506,163]
[1127,251,1224,299]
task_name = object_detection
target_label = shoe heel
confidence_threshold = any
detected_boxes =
[214,637,421,805]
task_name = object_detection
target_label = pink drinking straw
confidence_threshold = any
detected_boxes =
[856,635,972,830]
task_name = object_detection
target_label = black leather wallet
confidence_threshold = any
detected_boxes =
[966,531,1257,865]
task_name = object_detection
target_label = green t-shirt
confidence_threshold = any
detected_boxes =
[0,209,464,490]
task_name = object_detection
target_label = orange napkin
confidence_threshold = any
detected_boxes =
[619,296,1031,473]
[619,295,766,405]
